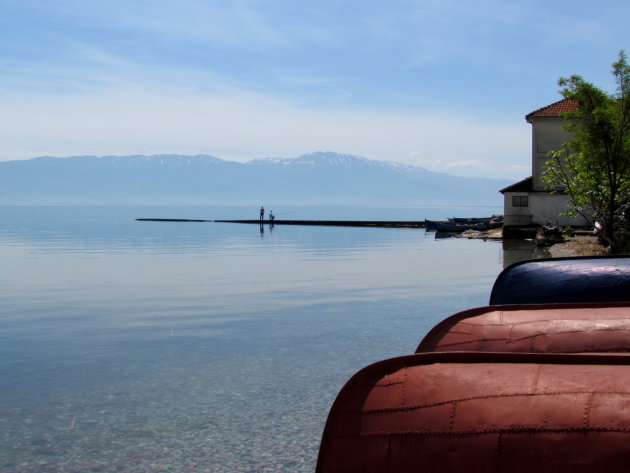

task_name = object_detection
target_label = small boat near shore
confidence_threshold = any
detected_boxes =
[433,221,489,232]
[425,215,503,232]
[425,219,502,232]
[423,219,444,231]
[489,255,630,305]
[316,255,630,472]
[449,216,494,224]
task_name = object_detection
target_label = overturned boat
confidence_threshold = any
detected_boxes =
[316,256,630,473]
[490,255,630,305]
[316,351,630,473]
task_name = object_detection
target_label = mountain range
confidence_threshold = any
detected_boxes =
[0,152,512,205]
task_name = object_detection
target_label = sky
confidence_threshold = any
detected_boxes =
[0,0,628,179]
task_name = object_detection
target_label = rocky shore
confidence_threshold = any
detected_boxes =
[547,235,609,257]
[458,228,609,257]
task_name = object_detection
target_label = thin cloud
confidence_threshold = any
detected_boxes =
[1,0,625,181]
[0,89,529,178]
[444,161,486,169]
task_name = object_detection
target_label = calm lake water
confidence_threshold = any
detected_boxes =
[0,205,544,473]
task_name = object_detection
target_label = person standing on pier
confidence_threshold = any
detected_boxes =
[260,206,265,220]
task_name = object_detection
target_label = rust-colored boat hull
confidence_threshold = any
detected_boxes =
[316,353,630,473]
[416,302,630,354]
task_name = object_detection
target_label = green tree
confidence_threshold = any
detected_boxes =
[543,50,630,252]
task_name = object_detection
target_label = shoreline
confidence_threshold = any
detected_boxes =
[546,235,609,257]
[458,228,608,257]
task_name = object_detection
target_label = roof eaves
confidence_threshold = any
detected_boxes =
[525,98,579,123]
[500,176,533,193]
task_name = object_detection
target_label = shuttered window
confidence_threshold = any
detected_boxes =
[512,196,529,207]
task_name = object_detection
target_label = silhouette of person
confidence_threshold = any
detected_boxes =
[269,211,275,221]
[260,206,265,220]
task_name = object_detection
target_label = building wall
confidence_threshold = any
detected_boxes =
[503,192,533,226]
[529,193,585,226]
[503,191,587,227]
[531,117,573,191]
[503,106,589,228]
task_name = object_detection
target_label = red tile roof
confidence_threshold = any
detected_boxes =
[526,98,579,122]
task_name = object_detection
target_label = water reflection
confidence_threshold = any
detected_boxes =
[0,206,544,473]
[501,238,550,268]
[427,227,548,269]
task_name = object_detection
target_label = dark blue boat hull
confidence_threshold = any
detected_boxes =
[490,255,630,305]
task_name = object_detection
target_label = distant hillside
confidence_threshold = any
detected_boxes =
[0,152,511,205]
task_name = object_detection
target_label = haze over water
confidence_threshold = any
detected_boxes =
[0,205,540,472]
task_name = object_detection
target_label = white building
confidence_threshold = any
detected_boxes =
[501,98,587,228]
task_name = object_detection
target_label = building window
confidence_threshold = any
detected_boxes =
[512,196,529,207]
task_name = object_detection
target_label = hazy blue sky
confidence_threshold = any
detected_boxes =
[1,0,628,178]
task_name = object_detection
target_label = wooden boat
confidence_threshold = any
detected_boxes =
[451,216,493,224]
[416,302,630,354]
[489,255,630,305]
[433,221,489,232]
[426,218,503,232]
[423,219,440,231]
[317,352,630,473]
[316,256,630,472]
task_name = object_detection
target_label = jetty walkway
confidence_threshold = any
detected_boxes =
[137,218,426,228]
